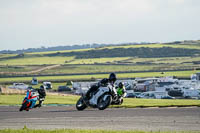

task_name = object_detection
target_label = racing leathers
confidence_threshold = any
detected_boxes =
[34,87,46,108]
[116,85,126,97]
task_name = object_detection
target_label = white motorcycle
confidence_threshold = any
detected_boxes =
[76,85,114,110]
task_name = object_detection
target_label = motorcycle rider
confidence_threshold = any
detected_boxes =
[34,85,46,108]
[116,82,126,97]
[84,73,117,101]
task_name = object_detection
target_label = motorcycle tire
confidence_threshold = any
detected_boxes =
[76,97,87,111]
[97,94,112,110]
[19,101,29,111]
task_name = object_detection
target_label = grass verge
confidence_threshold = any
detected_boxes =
[0,94,200,108]
[1,128,200,133]
[112,98,200,108]
[0,94,79,105]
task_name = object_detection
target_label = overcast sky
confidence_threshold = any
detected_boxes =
[0,0,200,50]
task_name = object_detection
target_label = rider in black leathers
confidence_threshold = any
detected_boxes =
[34,85,46,108]
[84,73,117,101]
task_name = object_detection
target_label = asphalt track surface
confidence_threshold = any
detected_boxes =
[0,106,200,131]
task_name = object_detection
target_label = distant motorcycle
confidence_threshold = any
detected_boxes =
[76,84,122,111]
[19,88,45,111]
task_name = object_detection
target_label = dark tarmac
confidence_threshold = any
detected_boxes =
[0,106,200,131]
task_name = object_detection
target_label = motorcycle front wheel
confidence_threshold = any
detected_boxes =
[76,97,87,111]
[19,101,29,111]
[97,94,112,110]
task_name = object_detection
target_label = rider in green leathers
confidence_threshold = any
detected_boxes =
[117,82,126,97]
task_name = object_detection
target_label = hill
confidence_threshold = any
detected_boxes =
[0,40,199,54]
[0,41,200,81]
[0,43,137,54]
[46,47,200,59]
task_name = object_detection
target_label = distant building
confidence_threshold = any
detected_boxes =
[134,78,158,92]
[72,82,97,95]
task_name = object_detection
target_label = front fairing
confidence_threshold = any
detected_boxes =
[89,86,110,106]
[23,89,39,108]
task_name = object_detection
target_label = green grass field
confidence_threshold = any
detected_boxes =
[0,54,17,59]
[0,94,200,108]
[1,55,200,66]
[119,56,200,64]
[41,64,198,75]
[0,56,75,65]
[0,66,43,73]
[103,43,200,50]
[67,57,130,64]
[0,70,199,84]
[1,128,200,133]
[41,64,158,74]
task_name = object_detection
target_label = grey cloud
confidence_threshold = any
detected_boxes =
[0,0,200,50]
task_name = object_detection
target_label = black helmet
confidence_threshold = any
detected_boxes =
[40,85,44,89]
[109,73,116,83]
[118,82,123,88]
[28,85,32,89]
